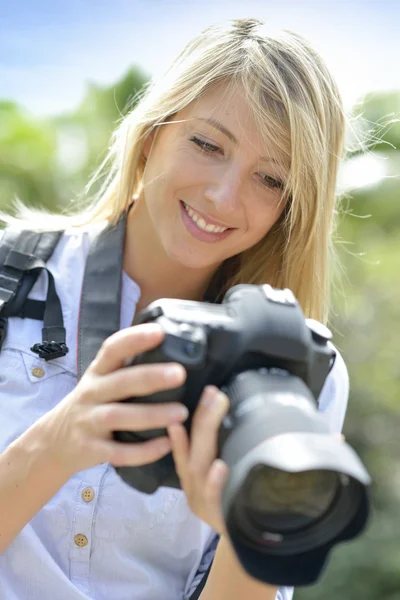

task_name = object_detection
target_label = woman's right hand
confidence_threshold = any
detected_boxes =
[39,323,188,478]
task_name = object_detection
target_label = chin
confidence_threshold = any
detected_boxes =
[167,244,221,272]
[175,254,216,271]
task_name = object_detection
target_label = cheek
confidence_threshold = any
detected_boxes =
[248,200,283,236]
[167,150,211,190]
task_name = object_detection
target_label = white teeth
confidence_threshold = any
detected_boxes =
[183,203,228,233]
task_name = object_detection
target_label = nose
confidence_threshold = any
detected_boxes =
[204,164,243,214]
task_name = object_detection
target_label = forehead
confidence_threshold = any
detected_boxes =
[181,82,258,135]
[177,81,290,170]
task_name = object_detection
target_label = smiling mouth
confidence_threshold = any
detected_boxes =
[181,201,232,233]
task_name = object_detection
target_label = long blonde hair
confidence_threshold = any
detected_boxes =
[2,19,346,323]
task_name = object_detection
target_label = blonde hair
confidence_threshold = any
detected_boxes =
[2,18,346,324]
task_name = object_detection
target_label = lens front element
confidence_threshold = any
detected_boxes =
[244,465,339,534]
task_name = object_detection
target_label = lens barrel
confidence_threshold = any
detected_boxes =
[219,369,371,584]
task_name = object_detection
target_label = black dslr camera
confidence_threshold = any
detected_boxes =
[113,284,370,587]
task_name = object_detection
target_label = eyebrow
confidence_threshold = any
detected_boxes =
[196,117,282,167]
[197,117,237,144]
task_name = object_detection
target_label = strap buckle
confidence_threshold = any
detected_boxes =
[30,341,69,361]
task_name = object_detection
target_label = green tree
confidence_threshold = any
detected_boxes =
[0,101,60,213]
[0,66,148,214]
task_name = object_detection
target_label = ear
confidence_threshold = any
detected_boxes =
[142,128,156,160]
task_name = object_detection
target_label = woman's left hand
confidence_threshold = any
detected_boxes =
[167,385,230,536]
[168,387,347,536]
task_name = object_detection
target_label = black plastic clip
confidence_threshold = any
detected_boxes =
[0,317,8,350]
[30,341,69,361]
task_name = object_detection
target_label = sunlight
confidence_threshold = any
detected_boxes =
[338,153,388,192]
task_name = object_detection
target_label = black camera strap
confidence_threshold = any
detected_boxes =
[77,214,126,380]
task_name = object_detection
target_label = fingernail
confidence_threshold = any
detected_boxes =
[210,459,228,484]
[169,405,189,422]
[165,364,185,381]
[201,388,226,410]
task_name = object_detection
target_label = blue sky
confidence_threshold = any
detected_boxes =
[1,0,399,117]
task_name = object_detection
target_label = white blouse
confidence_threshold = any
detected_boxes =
[0,228,349,600]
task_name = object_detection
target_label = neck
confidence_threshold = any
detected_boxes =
[123,202,217,313]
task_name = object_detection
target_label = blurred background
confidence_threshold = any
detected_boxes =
[1,1,399,598]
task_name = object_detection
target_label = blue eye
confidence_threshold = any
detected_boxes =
[190,136,220,154]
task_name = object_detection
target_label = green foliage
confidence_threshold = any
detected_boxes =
[0,101,60,212]
[0,66,148,213]
[350,91,400,155]
[297,96,400,600]
[0,70,399,599]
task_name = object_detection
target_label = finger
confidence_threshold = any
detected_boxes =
[204,459,229,535]
[92,401,189,432]
[89,323,165,375]
[207,460,229,507]
[94,435,173,467]
[168,423,190,482]
[188,386,229,476]
[207,459,229,492]
[82,362,186,404]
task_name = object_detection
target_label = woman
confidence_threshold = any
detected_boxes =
[0,18,349,600]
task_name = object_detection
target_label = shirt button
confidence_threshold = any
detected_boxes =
[74,534,88,548]
[81,488,95,503]
[32,367,45,378]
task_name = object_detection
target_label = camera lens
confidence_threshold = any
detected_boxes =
[243,465,339,534]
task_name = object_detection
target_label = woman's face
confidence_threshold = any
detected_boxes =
[140,81,289,272]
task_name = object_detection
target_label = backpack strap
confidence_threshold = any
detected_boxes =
[0,229,67,360]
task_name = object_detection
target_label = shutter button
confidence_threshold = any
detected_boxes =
[81,488,95,502]
[32,367,45,378]
[74,534,88,548]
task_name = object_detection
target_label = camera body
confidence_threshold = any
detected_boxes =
[113,283,370,587]
[114,284,334,492]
